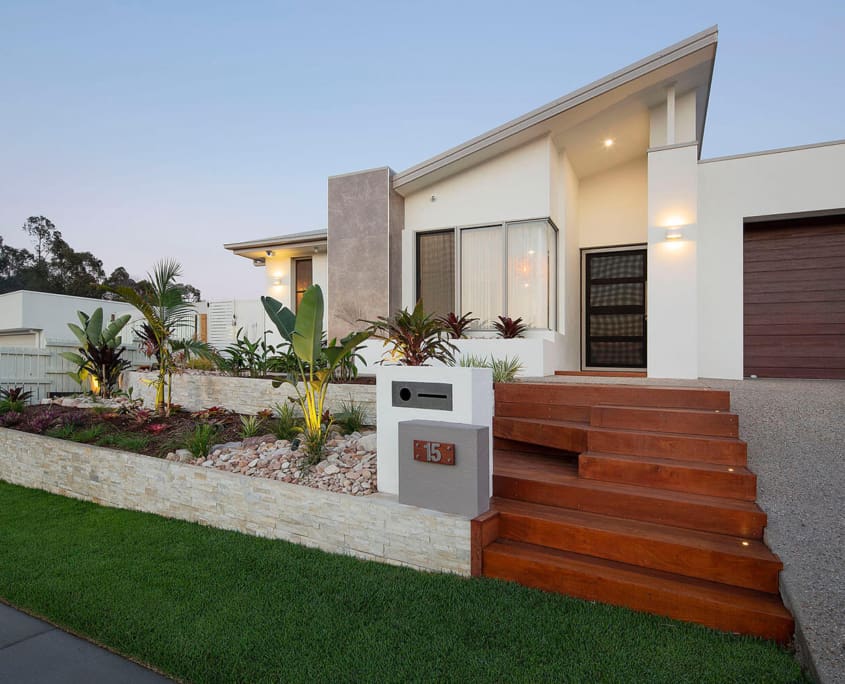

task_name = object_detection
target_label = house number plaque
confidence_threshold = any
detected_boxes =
[413,440,455,466]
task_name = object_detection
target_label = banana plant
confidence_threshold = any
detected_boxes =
[60,307,132,398]
[262,286,370,462]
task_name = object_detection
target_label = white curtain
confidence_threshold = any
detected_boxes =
[461,226,503,328]
[507,221,549,328]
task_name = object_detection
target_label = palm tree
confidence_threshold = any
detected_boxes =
[108,259,211,414]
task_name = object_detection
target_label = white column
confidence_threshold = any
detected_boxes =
[666,85,676,145]
[646,143,699,379]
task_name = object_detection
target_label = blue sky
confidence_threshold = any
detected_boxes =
[1,1,842,299]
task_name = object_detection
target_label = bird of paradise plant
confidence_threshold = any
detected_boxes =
[262,285,370,463]
[108,259,212,415]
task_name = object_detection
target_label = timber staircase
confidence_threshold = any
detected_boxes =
[472,382,794,642]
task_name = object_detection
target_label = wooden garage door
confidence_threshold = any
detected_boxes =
[744,215,845,379]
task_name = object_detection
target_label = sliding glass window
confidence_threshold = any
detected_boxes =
[416,230,455,318]
[461,225,504,328]
[507,220,555,329]
[416,219,557,330]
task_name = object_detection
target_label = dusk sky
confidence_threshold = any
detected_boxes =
[1,1,842,300]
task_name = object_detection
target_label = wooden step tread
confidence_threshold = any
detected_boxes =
[495,450,761,514]
[495,450,765,538]
[590,405,739,437]
[492,497,774,561]
[494,416,588,452]
[496,416,745,445]
[497,383,732,410]
[491,497,781,592]
[483,539,793,642]
[580,451,753,476]
[579,451,757,501]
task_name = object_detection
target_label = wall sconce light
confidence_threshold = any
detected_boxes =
[272,278,282,286]
[265,249,274,257]
[665,228,684,240]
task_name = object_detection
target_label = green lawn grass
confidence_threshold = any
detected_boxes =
[0,481,807,683]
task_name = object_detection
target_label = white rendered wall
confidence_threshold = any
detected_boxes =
[647,143,699,378]
[578,156,648,249]
[3,291,140,344]
[401,137,554,312]
[263,251,329,332]
[697,141,845,379]
[0,332,39,347]
[453,334,559,377]
[403,136,552,232]
[376,366,493,496]
[0,292,24,332]
[558,151,581,370]
[649,90,697,147]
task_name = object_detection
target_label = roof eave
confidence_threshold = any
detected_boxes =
[392,25,718,193]
[223,231,328,253]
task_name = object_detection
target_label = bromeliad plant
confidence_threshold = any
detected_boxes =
[366,300,457,366]
[438,312,479,339]
[60,308,132,398]
[262,285,371,463]
[493,315,528,339]
[0,386,32,413]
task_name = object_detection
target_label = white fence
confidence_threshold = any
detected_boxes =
[0,347,52,402]
[0,340,150,401]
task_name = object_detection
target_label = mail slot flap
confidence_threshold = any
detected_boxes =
[391,380,453,411]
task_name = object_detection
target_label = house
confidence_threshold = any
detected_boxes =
[0,290,143,348]
[225,26,845,380]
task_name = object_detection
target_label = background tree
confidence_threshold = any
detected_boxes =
[1,217,202,300]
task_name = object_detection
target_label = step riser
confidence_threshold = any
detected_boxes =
[495,401,591,422]
[483,549,793,643]
[579,455,757,501]
[493,438,576,458]
[494,417,588,453]
[493,474,766,538]
[588,430,747,465]
[497,512,779,592]
[496,385,732,411]
[591,406,739,438]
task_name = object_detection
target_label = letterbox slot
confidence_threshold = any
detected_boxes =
[391,381,453,411]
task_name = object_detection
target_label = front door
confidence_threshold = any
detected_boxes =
[583,247,647,368]
[294,258,313,311]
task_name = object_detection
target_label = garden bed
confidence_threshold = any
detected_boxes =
[167,431,377,496]
[1,401,378,497]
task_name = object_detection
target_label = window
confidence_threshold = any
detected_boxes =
[294,258,312,312]
[461,226,504,328]
[416,219,557,329]
[507,220,556,329]
[416,230,455,317]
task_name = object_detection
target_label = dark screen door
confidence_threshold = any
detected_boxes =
[584,249,647,368]
[295,258,313,312]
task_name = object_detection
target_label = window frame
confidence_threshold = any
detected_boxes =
[414,218,559,331]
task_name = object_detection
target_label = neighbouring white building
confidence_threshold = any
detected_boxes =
[225,26,845,380]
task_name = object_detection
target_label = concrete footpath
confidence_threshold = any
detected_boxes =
[0,602,171,683]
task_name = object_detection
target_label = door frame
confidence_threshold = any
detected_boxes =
[293,257,313,313]
[580,244,648,371]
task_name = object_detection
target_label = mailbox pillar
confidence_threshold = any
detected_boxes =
[375,366,494,496]
[398,421,490,518]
